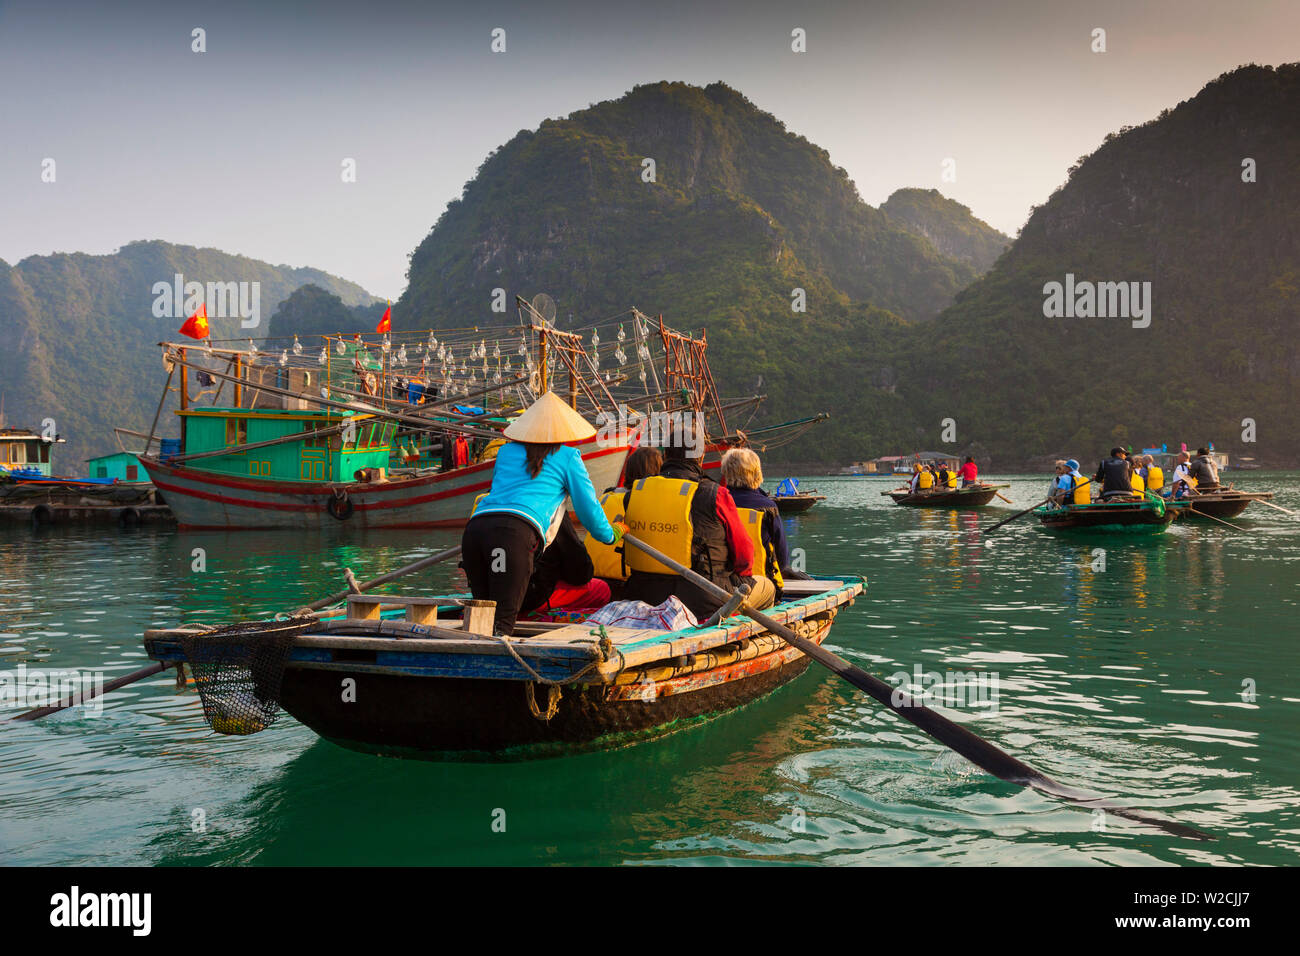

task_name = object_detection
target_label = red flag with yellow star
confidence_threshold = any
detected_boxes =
[178,303,209,339]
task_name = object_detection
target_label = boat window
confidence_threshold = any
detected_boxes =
[96,465,107,478]
[126,464,138,480]
[225,418,247,447]
[9,443,26,464]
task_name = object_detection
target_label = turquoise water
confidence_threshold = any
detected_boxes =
[1,474,1296,865]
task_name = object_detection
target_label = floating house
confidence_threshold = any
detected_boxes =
[86,452,146,482]
[0,428,64,477]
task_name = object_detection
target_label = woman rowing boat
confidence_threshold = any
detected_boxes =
[460,391,626,635]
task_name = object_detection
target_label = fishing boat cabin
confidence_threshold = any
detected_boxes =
[174,407,395,482]
[0,428,63,477]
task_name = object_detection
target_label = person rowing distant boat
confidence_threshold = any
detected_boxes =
[960,456,978,487]
[1094,447,1135,500]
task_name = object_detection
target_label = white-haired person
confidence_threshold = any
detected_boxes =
[721,447,805,605]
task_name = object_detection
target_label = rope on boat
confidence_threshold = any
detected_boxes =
[486,625,624,722]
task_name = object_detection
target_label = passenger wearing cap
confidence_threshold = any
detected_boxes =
[461,391,625,635]
[1094,447,1134,500]
[1065,458,1091,505]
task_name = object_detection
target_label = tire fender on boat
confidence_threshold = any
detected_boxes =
[31,504,53,526]
[119,506,141,527]
[327,488,355,520]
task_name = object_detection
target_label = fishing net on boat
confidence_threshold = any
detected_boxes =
[178,617,315,736]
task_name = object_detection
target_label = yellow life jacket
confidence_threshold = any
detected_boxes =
[737,507,784,588]
[1147,465,1164,491]
[1131,471,1145,494]
[471,492,486,516]
[585,490,630,580]
[623,476,696,574]
[946,471,958,489]
[918,471,934,490]
[1071,474,1091,505]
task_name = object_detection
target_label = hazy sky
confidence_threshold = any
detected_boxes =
[2,0,1297,299]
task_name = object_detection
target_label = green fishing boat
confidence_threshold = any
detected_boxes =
[1034,495,1175,534]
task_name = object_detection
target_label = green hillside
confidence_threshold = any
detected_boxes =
[0,241,378,470]
[899,64,1300,466]
[395,81,1004,462]
[881,188,1010,274]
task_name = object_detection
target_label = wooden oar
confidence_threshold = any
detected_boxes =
[994,492,1013,503]
[12,547,466,721]
[1179,499,1247,532]
[621,532,1209,840]
[1253,498,1297,517]
[298,544,464,613]
[10,662,169,722]
[984,477,1093,533]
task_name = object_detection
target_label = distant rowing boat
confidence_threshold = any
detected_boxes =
[1034,496,1175,534]
[1166,489,1274,521]
[773,492,825,514]
[885,483,1009,507]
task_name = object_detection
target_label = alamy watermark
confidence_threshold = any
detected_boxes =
[151,273,261,329]
[1,664,105,715]
[595,405,704,457]
[887,664,1000,713]
[1042,273,1151,329]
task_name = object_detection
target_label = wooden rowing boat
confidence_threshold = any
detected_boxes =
[1034,496,1175,534]
[1165,489,1274,521]
[773,492,825,514]
[142,576,864,758]
[885,483,1009,507]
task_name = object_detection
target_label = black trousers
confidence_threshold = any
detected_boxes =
[461,513,542,635]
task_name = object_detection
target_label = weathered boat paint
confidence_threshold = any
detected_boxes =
[139,436,629,530]
[143,577,863,758]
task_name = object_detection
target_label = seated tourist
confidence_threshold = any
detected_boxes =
[621,418,771,619]
[721,447,800,603]
[586,446,664,598]
[521,513,611,618]
[1094,447,1134,500]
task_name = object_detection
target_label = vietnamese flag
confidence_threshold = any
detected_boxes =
[178,303,209,340]
[376,304,391,334]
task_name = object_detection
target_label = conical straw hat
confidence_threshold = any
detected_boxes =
[503,391,597,443]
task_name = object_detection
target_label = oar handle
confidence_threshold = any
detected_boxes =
[301,544,464,612]
[984,477,1093,533]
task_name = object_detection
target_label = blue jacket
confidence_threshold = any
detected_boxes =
[475,442,616,544]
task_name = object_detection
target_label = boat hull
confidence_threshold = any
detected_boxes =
[1036,499,1175,534]
[139,437,629,530]
[774,494,824,515]
[279,619,829,758]
[889,484,1006,507]
[1168,491,1272,520]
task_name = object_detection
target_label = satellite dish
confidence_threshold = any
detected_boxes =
[531,293,556,327]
